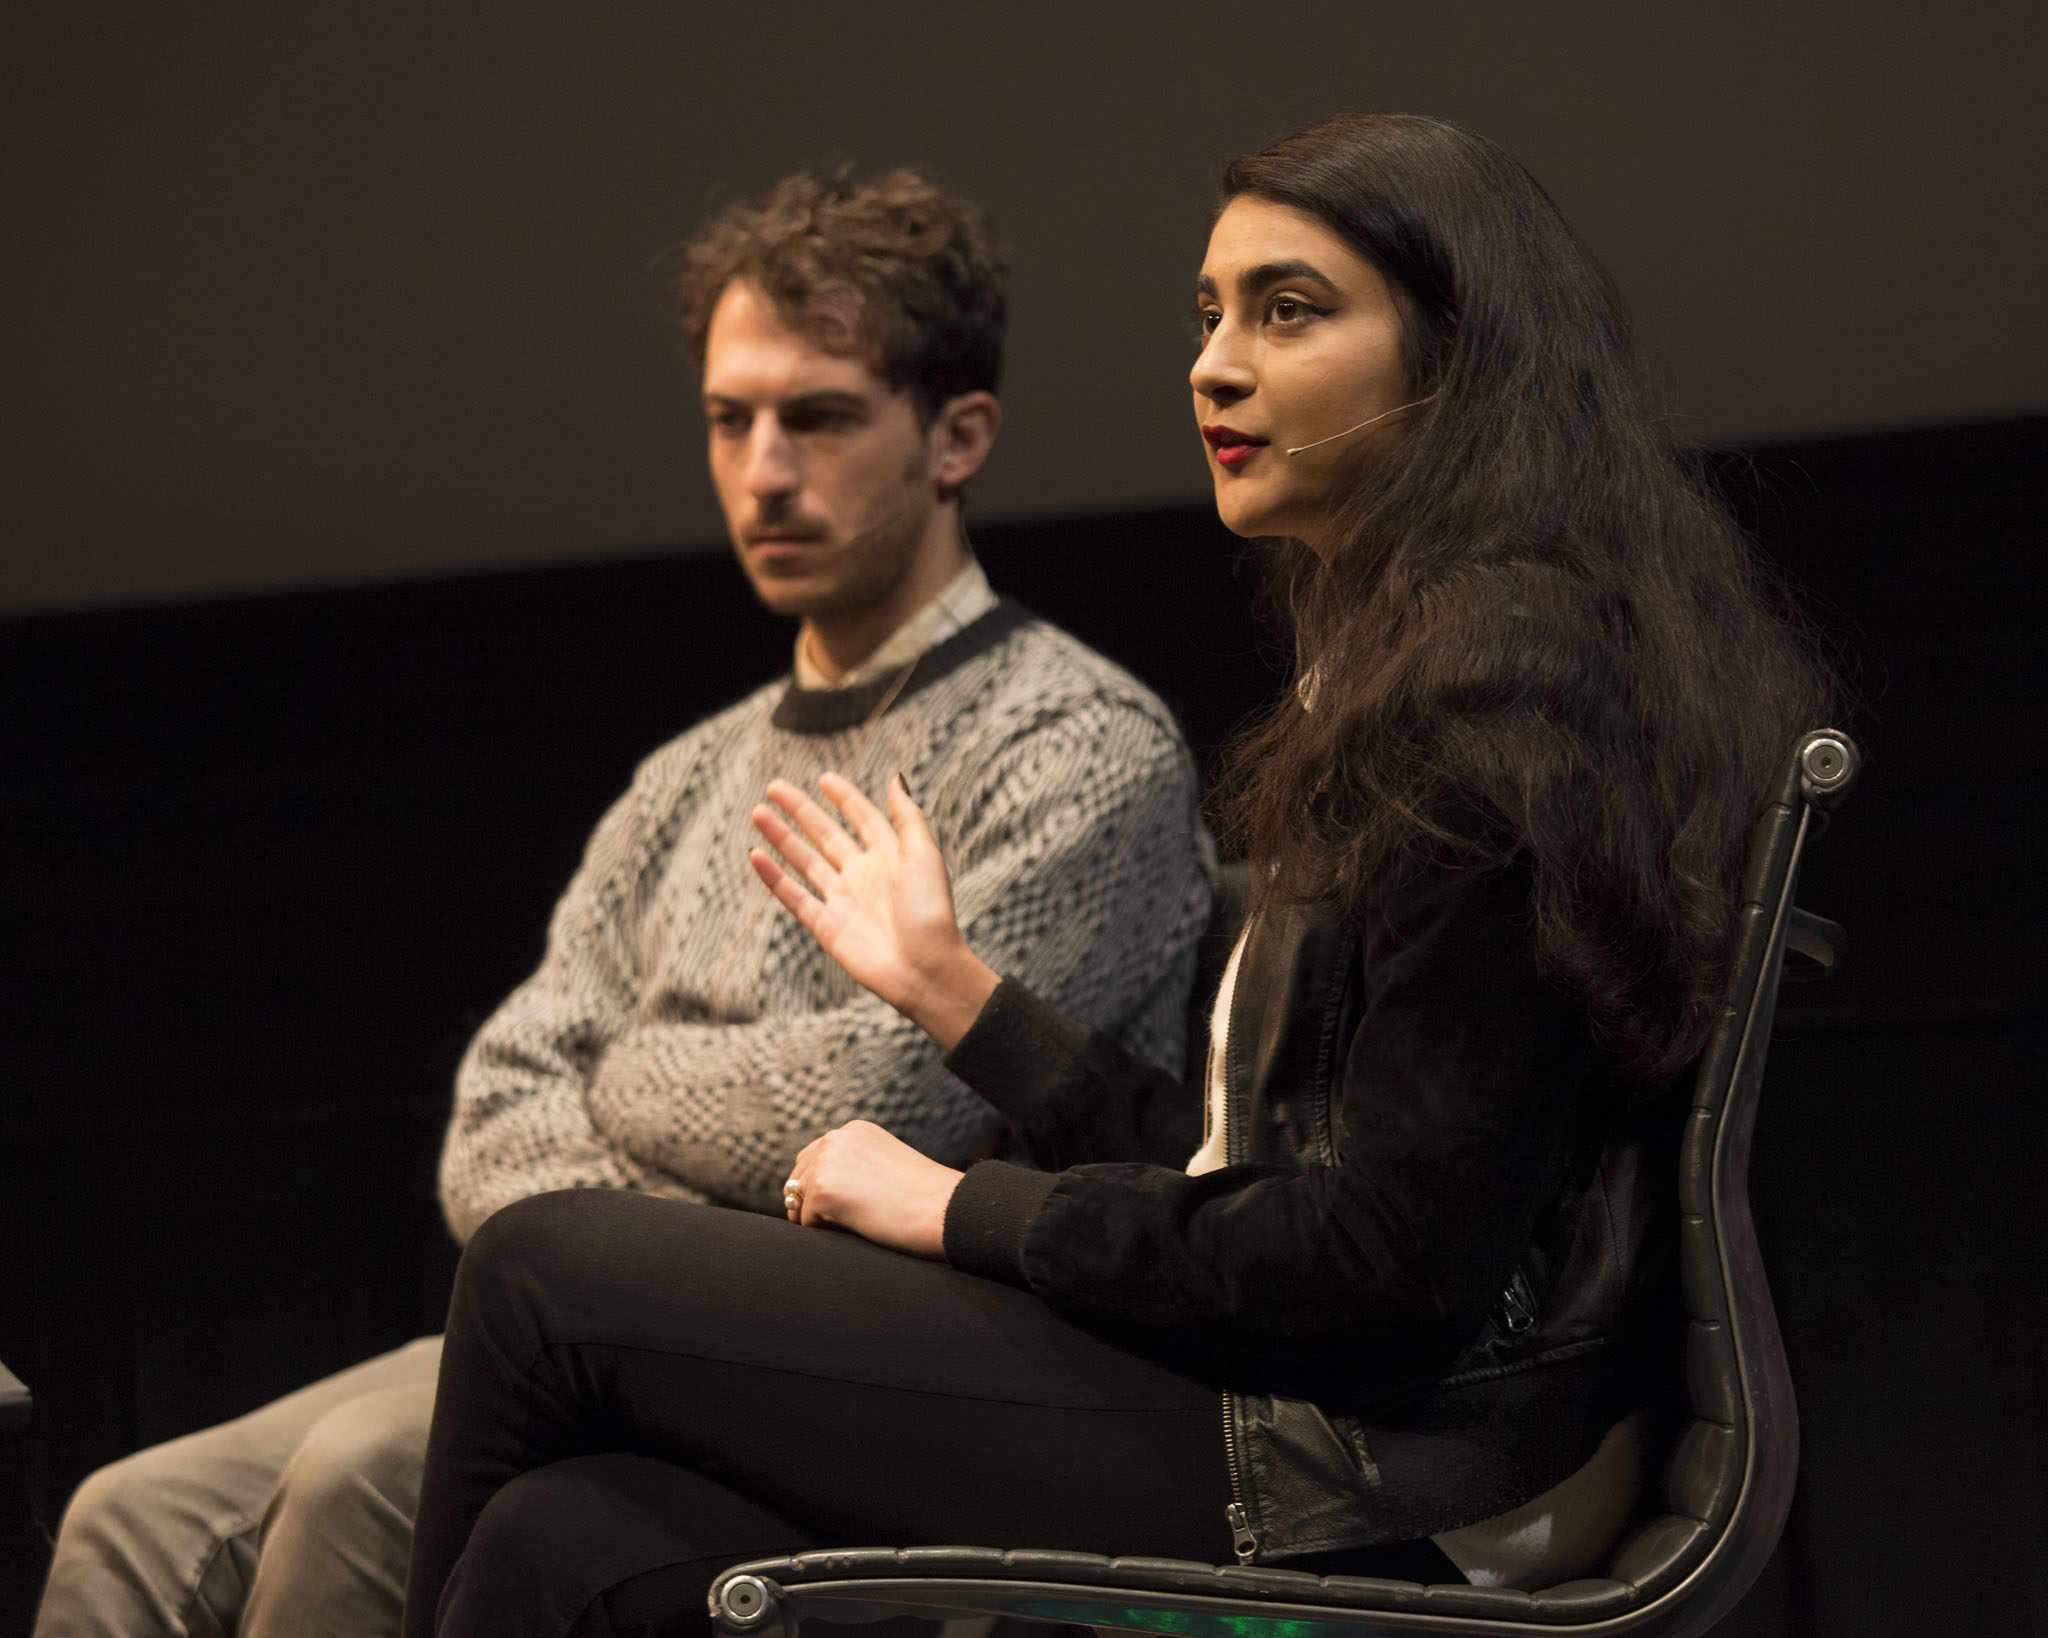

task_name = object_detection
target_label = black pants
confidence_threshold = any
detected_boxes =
[401,1190,1453,1638]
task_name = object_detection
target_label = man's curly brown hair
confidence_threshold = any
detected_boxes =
[678,167,1006,423]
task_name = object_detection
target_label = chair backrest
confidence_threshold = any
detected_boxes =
[1579,726,1857,1630]
[712,729,1859,1638]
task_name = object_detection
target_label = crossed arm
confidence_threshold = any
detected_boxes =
[440,704,1211,1242]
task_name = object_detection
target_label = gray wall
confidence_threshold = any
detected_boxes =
[6,0,2044,614]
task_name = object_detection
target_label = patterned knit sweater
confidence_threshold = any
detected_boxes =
[438,601,1217,1241]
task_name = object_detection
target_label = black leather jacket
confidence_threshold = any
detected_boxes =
[943,857,1671,1563]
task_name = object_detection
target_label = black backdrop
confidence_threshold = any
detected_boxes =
[3,415,2043,1636]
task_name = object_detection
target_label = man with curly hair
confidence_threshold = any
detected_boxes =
[35,168,1215,1638]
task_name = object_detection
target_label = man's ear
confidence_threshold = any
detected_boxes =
[929,391,1001,494]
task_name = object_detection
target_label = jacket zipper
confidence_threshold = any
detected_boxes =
[1222,1401,1260,1562]
[1218,952,1261,1564]
[1493,1265,1537,1335]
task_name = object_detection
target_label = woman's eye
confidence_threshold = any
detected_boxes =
[1192,309,1221,343]
[1269,296,1321,324]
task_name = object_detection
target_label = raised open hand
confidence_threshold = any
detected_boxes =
[749,773,999,1049]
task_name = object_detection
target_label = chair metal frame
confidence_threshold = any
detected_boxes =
[710,730,1859,1638]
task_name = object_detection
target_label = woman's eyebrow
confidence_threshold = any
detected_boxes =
[1238,259,1335,296]
[1194,261,1339,302]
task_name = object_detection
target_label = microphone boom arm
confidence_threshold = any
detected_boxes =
[1284,394,1436,457]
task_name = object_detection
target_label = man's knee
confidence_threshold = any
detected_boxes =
[270,1382,434,1528]
[40,1439,263,1638]
[59,1435,250,1557]
[38,1343,445,1637]
[229,1385,435,1638]
[58,1449,149,1550]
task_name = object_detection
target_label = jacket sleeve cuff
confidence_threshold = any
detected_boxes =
[943,976,1096,1121]
[943,1159,1059,1285]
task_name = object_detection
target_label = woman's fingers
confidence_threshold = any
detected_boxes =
[748,848,823,932]
[763,778,860,871]
[783,1133,822,1224]
[785,1131,847,1227]
[817,771,894,850]
[785,1126,852,1229]
[886,773,938,854]
[776,1121,957,1257]
[749,774,966,1031]
[749,804,835,896]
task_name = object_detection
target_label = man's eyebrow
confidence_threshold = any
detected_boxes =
[702,389,871,414]
[782,390,870,413]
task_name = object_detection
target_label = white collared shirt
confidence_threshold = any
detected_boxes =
[792,558,997,690]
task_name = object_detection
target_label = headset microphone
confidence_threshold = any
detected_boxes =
[1284,394,1438,457]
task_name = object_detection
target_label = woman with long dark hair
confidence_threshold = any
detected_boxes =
[399,115,1832,1636]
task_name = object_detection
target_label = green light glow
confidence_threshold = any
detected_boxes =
[1003,1601,1399,1638]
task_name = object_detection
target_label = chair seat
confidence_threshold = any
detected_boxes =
[711,1529,1730,1634]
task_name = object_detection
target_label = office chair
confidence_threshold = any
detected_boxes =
[711,729,1857,1638]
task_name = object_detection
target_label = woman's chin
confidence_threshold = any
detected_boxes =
[1211,486,1277,541]
[1212,489,1313,547]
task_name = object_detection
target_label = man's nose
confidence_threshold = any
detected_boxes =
[743,417,801,499]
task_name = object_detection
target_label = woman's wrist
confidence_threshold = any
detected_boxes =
[905,944,1001,1050]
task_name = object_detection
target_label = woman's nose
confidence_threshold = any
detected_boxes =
[1190,328,1253,406]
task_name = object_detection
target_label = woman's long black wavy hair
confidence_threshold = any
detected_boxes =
[1209,115,1837,1084]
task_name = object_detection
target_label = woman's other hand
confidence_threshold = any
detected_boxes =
[782,1119,961,1258]
[750,772,999,1049]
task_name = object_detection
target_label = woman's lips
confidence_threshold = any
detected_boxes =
[1202,425,1268,468]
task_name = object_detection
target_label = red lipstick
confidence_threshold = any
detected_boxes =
[1202,424,1267,469]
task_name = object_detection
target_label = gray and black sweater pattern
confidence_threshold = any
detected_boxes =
[439,602,1217,1240]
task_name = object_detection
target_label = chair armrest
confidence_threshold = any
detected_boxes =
[0,1360,30,1429]
[1781,907,1845,981]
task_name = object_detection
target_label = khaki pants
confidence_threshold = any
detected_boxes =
[35,1335,441,1638]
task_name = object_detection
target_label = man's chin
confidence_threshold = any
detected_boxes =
[735,556,835,618]
[735,548,910,629]
[747,576,835,621]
